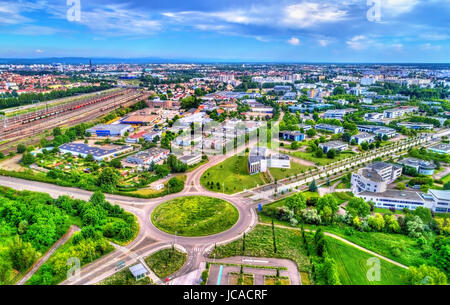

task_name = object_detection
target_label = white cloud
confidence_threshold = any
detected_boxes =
[283,2,347,28]
[35,49,44,53]
[318,39,331,47]
[346,35,369,50]
[288,37,300,46]
[382,0,420,16]
[421,43,442,51]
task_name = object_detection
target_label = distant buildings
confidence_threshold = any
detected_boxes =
[428,143,450,155]
[318,141,348,153]
[383,106,417,119]
[315,123,344,134]
[59,143,132,161]
[248,147,290,175]
[397,157,436,175]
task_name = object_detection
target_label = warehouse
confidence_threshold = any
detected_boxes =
[59,143,133,161]
[87,124,132,137]
[126,147,170,165]
[120,114,159,126]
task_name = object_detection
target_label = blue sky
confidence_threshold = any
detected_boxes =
[0,0,449,62]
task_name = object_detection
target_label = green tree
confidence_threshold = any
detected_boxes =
[97,167,118,191]
[406,265,447,285]
[17,143,26,153]
[316,194,339,223]
[309,179,318,192]
[8,235,38,271]
[285,193,306,214]
[346,197,371,217]
[21,152,35,165]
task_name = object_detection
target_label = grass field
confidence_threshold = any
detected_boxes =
[99,267,152,285]
[288,150,355,166]
[151,196,239,236]
[211,225,311,273]
[144,248,187,279]
[441,173,450,184]
[269,161,313,181]
[325,237,408,285]
[200,155,269,194]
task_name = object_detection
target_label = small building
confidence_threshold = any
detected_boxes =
[126,147,170,165]
[297,124,312,131]
[247,146,290,175]
[397,157,436,175]
[319,141,348,153]
[129,263,148,281]
[179,153,202,166]
[125,131,147,144]
[428,143,450,155]
[357,125,396,138]
[280,131,305,142]
[86,124,132,137]
[315,123,344,134]
[350,132,375,145]
[143,130,162,142]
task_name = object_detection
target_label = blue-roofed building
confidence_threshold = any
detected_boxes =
[279,131,305,142]
[59,143,133,161]
[86,124,133,137]
[315,123,344,134]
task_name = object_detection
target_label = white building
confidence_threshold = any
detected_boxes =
[350,132,376,145]
[248,147,290,174]
[351,162,403,194]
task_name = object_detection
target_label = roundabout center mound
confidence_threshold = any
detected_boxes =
[151,196,239,237]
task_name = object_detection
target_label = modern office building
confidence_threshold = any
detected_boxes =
[350,132,376,145]
[397,157,436,175]
[357,125,397,138]
[428,143,450,154]
[318,141,348,153]
[279,131,305,142]
[397,122,434,130]
[315,123,344,134]
[248,146,290,175]
[351,162,403,194]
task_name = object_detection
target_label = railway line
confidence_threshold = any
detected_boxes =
[0,89,149,151]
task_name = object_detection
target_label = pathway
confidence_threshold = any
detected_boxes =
[17,225,80,285]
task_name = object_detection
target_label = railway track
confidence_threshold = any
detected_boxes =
[0,90,149,151]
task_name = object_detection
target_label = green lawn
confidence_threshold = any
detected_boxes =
[288,150,355,166]
[269,161,313,181]
[144,248,187,279]
[211,225,311,273]
[441,173,450,184]
[200,155,268,194]
[99,267,152,285]
[151,196,239,236]
[325,237,408,285]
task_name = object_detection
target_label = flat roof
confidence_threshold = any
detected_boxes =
[59,143,131,157]
[129,264,147,277]
[87,124,131,133]
[428,189,450,201]
[429,143,450,152]
[360,189,425,202]
[320,141,347,148]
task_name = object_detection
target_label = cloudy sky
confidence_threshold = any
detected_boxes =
[0,0,449,62]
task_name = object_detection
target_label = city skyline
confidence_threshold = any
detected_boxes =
[0,0,449,63]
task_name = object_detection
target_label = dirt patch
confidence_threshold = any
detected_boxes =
[0,154,25,172]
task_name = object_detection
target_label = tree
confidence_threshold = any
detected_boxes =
[97,167,118,191]
[326,149,336,159]
[306,129,316,138]
[413,207,432,224]
[406,265,447,285]
[0,259,12,285]
[53,127,62,137]
[21,152,35,165]
[406,215,425,238]
[346,197,371,217]
[396,182,406,190]
[285,193,306,214]
[333,86,346,95]
[17,143,26,153]
[309,179,318,192]
[8,235,38,271]
[444,182,450,190]
[316,194,339,223]
[301,208,321,224]
[368,213,385,231]
[110,158,122,169]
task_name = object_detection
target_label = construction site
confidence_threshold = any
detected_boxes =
[0,88,150,153]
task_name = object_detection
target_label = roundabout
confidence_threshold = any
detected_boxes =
[151,196,240,237]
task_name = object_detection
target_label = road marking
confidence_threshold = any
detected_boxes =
[217,265,223,285]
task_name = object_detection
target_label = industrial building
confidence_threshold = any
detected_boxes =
[87,124,132,137]
[280,131,305,142]
[350,132,376,145]
[59,143,133,161]
[126,147,170,165]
